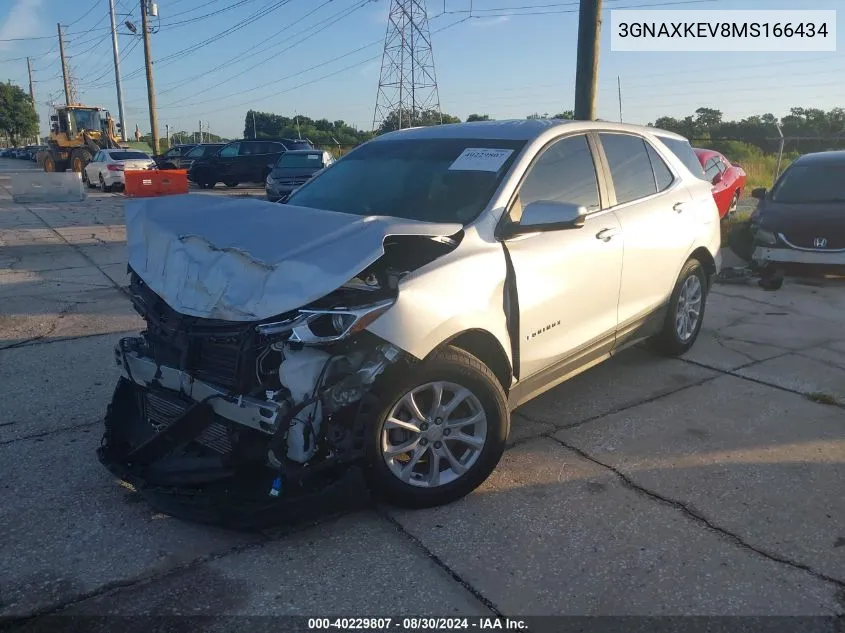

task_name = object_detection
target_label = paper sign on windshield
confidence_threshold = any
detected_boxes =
[449,148,514,172]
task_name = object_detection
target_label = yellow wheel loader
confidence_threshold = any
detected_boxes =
[43,105,123,173]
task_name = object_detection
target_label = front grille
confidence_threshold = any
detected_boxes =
[781,231,845,250]
[141,389,233,455]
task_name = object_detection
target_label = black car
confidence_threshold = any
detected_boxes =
[188,138,314,189]
[265,149,334,201]
[746,150,845,288]
[154,143,198,169]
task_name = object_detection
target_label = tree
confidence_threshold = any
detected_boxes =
[552,110,575,120]
[467,113,491,122]
[0,83,38,146]
[376,108,460,135]
[243,110,374,147]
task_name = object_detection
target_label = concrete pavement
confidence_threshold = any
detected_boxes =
[1,158,844,621]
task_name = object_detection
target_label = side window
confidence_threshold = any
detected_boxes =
[716,158,728,173]
[704,158,721,181]
[219,143,240,158]
[92,151,101,162]
[645,142,674,192]
[266,142,285,154]
[513,134,600,220]
[655,135,707,180]
[599,133,658,205]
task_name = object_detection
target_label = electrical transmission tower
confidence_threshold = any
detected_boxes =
[372,0,442,133]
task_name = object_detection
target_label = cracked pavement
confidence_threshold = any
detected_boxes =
[2,158,845,621]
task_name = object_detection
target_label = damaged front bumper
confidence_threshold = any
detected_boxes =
[97,335,397,528]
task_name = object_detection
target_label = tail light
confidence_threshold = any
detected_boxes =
[107,164,125,171]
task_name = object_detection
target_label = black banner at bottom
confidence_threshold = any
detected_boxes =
[1,616,844,633]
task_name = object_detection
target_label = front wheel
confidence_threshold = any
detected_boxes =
[365,346,509,509]
[650,258,708,357]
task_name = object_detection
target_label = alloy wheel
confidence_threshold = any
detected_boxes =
[381,381,488,488]
[675,274,703,342]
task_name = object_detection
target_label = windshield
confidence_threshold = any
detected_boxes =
[771,163,845,203]
[71,109,101,132]
[109,151,149,160]
[276,152,324,168]
[286,138,525,224]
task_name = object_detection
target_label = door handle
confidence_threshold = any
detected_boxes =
[673,202,688,213]
[595,227,621,241]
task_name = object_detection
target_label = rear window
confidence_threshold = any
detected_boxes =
[109,151,149,160]
[277,152,324,168]
[656,136,706,180]
[286,140,314,150]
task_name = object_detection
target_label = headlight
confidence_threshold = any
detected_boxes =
[255,300,394,345]
[754,228,778,246]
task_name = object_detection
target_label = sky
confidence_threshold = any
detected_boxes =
[1,0,843,140]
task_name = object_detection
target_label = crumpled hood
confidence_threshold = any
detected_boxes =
[125,195,462,321]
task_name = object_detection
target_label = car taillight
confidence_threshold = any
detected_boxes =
[107,164,124,171]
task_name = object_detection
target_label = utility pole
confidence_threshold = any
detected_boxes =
[109,0,127,141]
[57,23,72,105]
[574,0,602,120]
[252,111,257,138]
[165,123,169,147]
[26,57,36,143]
[140,0,160,154]
[617,75,622,123]
[198,119,202,143]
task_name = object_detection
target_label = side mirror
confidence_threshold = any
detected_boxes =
[751,188,766,200]
[503,201,588,237]
[711,172,723,185]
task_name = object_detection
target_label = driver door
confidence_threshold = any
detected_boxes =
[502,133,623,382]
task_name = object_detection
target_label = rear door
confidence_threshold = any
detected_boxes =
[595,132,696,335]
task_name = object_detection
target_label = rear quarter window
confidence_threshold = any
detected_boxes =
[656,135,706,180]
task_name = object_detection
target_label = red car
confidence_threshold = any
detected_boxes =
[694,148,747,218]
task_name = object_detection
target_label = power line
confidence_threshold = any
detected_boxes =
[157,0,263,27]
[184,17,472,118]
[121,0,296,80]
[158,0,374,103]
[155,0,338,94]
[65,0,102,27]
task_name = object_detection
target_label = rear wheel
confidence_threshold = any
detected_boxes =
[365,346,509,508]
[650,258,708,357]
[99,173,112,193]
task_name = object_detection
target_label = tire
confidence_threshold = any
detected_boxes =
[728,191,740,215]
[99,174,112,193]
[70,148,92,173]
[364,345,509,509]
[758,268,784,291]
[43,155,56,172]
[650,258,708,357]
[81,169,95,188]
[224,181,238,188]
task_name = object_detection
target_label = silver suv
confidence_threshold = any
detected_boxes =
[101,120,721,522]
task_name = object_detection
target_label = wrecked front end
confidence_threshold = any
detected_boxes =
[98,199,462,527]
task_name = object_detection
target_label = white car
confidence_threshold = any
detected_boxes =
[82,149,156,192]
[101,120,722,518]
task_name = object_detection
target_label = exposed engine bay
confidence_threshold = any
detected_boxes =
[98,227,461,528]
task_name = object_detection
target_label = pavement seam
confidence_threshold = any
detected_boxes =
[0,419,102,446]
[377,509,503,618]
[547,434,845,598]
[20,205,130,299]
[0,327,140,353]
[0,302,76,350]
[0,508,361,622]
